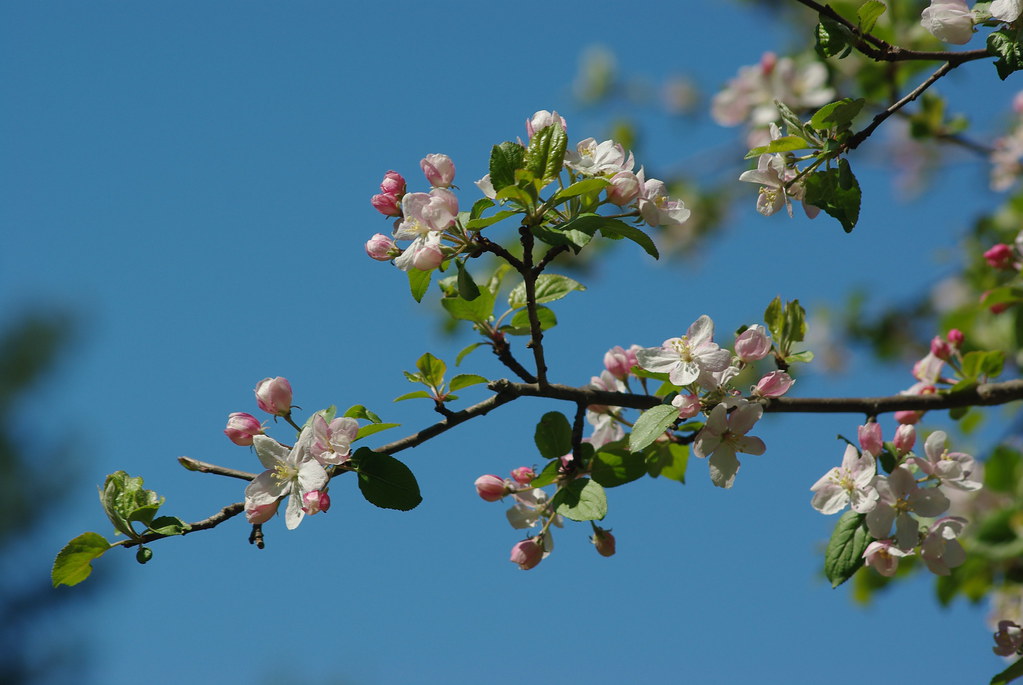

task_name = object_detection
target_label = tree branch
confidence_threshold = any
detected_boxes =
[122,502,245,547]
[178,457,256,481]
[846,61,954,150]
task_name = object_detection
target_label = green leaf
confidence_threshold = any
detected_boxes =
[502,306,557,335]
[745,135,811,159]
[394,390,432,402]
[991,657,1023,685]
[591,446,648,487]
[552,177,609,201]
[534,411,573,461]
[441,288,496,325]
[629,405,679,453]
[464,209,520,231]
[530,224,592,253]
[857,0,886,33]
[961,350,1005,381]
[530,458,562,488]
[815,16,855,59]
[508,274,585,309]
[455,342,484,366]
[764,296,784,340]
[147,515,190,536]
[352,447,422,511]
[407,267,432,303]
[989,28,1023,81]
[495,184,534,207]
[343,405,383,423]
[803,160,861,233]
[985,445,1021,494]
[52,532,112,587]
[489,141,525,191]
[810,98,865,131]
[645,441,688,483]
[455,260,481,301]
[469,197,494,220]
[557,213,659,259]
[449,373,489,391]
[824,511,871,588]
[784,299,808,343]
[101,471,162,539]
[523,123,568,183]
[354,422,400,440]
[415,352,446,387]
[552,478,607,521]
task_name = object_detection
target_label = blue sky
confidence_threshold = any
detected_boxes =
[2,2,1017,684]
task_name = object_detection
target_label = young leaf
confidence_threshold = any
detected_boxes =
[552,177,609,201]
[552,478,607,521]
[745,135,811,159]
[530,458,562,488]
[354,422,400,440]
[824,511,871,588]
[394,390,432,402]
[534,411,573,461]
[441,288,496,325]
[507,274,586,309]
[857,0,886,33]
[469,197,494,220]
[147,515,190,536]
[455,260,481,301]
[629,405,679,453]
[644,441,688,483]
[353,447,423,511]
[489,141,525,191]
[764,296,784,340]
[990,656,1023,685]
[557,214,659,259]
[815,16,855,59]
[408,268,432,303]
[503,306,557,335]
[464,209,520,231]
[52,532,112,587]
[803,161,861,233]
[591,446,648,487]
[343,405,383,423]
[455,342,485,366]
[449,373,489,391]
[989,28,1023,81]
[810,98,865,131]
[415,352,446,387]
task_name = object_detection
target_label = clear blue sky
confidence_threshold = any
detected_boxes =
[2,2,1015,684]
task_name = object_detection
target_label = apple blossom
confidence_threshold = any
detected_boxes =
[590,525,616,557]
[245,430,328,530]
[510,537,544,570]
[857,423,883,458]
[947,328,965,346]
[711,53,833,131]
[672,392,701,420]
[224,412,264,446]
[245,500,280,525]
[635,168,691,227]
[810,444,879,515]
[752,370,794,398]
[693,400,766,488]
[255,377,293,417]
[370,192,402,217]
[603,345,640,380]
[992,0,1023,22]
[420,154,455,188]
[985,243,1016,269]
[993,620,1023,657]
[365,233,397,261]
[475,174,496,199]
[863,539,912,577]
[525,109,566,138]
[606,171,641,206]
[920,516,967,575]
[893,424,916,454]
[301,489,331,515]
[379,170,406,196]
[636,315,731,388]
[866,466,950,549]
[506,488,561,530]
[475,474,508,502]
[912,352,944,384]
[739,127,820,219]
[910,430,982,491]
[309,414,359,466]
[392,189,458,272]
[564,137,634,177]
[510,467,535,485]
[929,335,953,361]
[920,0,975,45]
[734,325,771,362]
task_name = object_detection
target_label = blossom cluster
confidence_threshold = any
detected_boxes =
[920,0,1021,45]
[474,468,566,570]
[738,123,820,219]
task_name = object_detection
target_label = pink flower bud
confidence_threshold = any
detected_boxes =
[224,412,264,446]
[509,537,544,570]
[245,500,279,524]
[752,370,794,398]
[947,328,964,346]
[606,171,641,206]
[894,424,916,454]
[984,243,1015,270]
[672,392,701,419]
[379,170,406,196]
[894,410,922,426]
[510,467,535,485]
[590,525,616,557]
[365,233,397,261]
[411,241,444,271]
[525,110,566,138]
[255,377,293,417]
[930,335,953,361]
[302,489,331,515]
[371,192,402,217]
[421,153,455,188]
[735,325,772,362]
[474,474,508,502]
[857,423,883,457]
[759,52,777,75]
[603,345,639,380]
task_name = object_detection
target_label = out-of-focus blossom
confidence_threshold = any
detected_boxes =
[255,377,293,417]
[604,345,640,380]
[224,412,264,446]
[993,620,1023,657]
[948,328,965,346]
[810,444,879,515]
[421,154,455,188]
[863,539,912,577]
[985,243,1017,270]
[711,53,833,131]
[920,0,975,44]
[693,400,766,488]
[920,516,967,575]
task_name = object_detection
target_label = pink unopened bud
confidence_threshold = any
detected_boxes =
[752,370,794,398]
[379,170,406,196]
[365,233,397,261]
[735,325,772,362]
[525,110,567,138]
[509,537,544,570]
[760,52,777,75]
[474,474,508,502]
[421,153,455,188]
[591,525,616,557]
[930,335,953,361]
[302,489,331,515]
[255,377,293,417]
[412,241,444,271]
[603,345,639,380]
[510,467,535,485]
[371,192,402,217]
[245,500,280,524]
[857,423,883,457]
[947,328,964,346]
[606,171,641,206]
[894,424,916,454]
[224,412,264,446]
[984,243,1015,270]
[672,392,701,419]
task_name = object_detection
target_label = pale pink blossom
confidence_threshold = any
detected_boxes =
[867,466,950,549]
[863,539,912,577]
[752,370,794,398]
[309,414,359,466]
[510,537,544,570]
[693,400,766,488]
[920,516,967,575]
[244,430,328,530]
[603,345,640,380]
[526,110,567,138]
[393,189,457,272]
[993,620,1023,657]
[739,126,819,219]
[636,315,732,388]
[635,168,691,227]
[858,423,883,458]
[912,352,945,384]
[505,488,562,530]
[564,137,634,177]
[255,377,293,416]
[245,500,280,524]
[910,430,982,491]
[301,489,331,515]
[224,412,264,446]
[421,154,455,188]
[365,233,397,261]
[475,174,496,199]
[672,392,701,420]
[810,444,879,514]
[894,424,916,454]
[734,325,771,362]
[920,0,975,44]
[475,474,508,502]
[991,123,1023,191]
[711,53,833,130]
[606,171,641,206]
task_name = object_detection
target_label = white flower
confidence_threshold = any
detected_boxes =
[564,137,634,177]
[920,516,968,575]
[909,430,982,491]
[866,466,950,549]
[693,400,766,488]
[810,444,879,514]
[992,0,1023,22]
[920,0,975,45]
[245,430,328,530]
[636,315,732,388]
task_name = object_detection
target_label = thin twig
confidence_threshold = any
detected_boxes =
[846,61,954,150]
